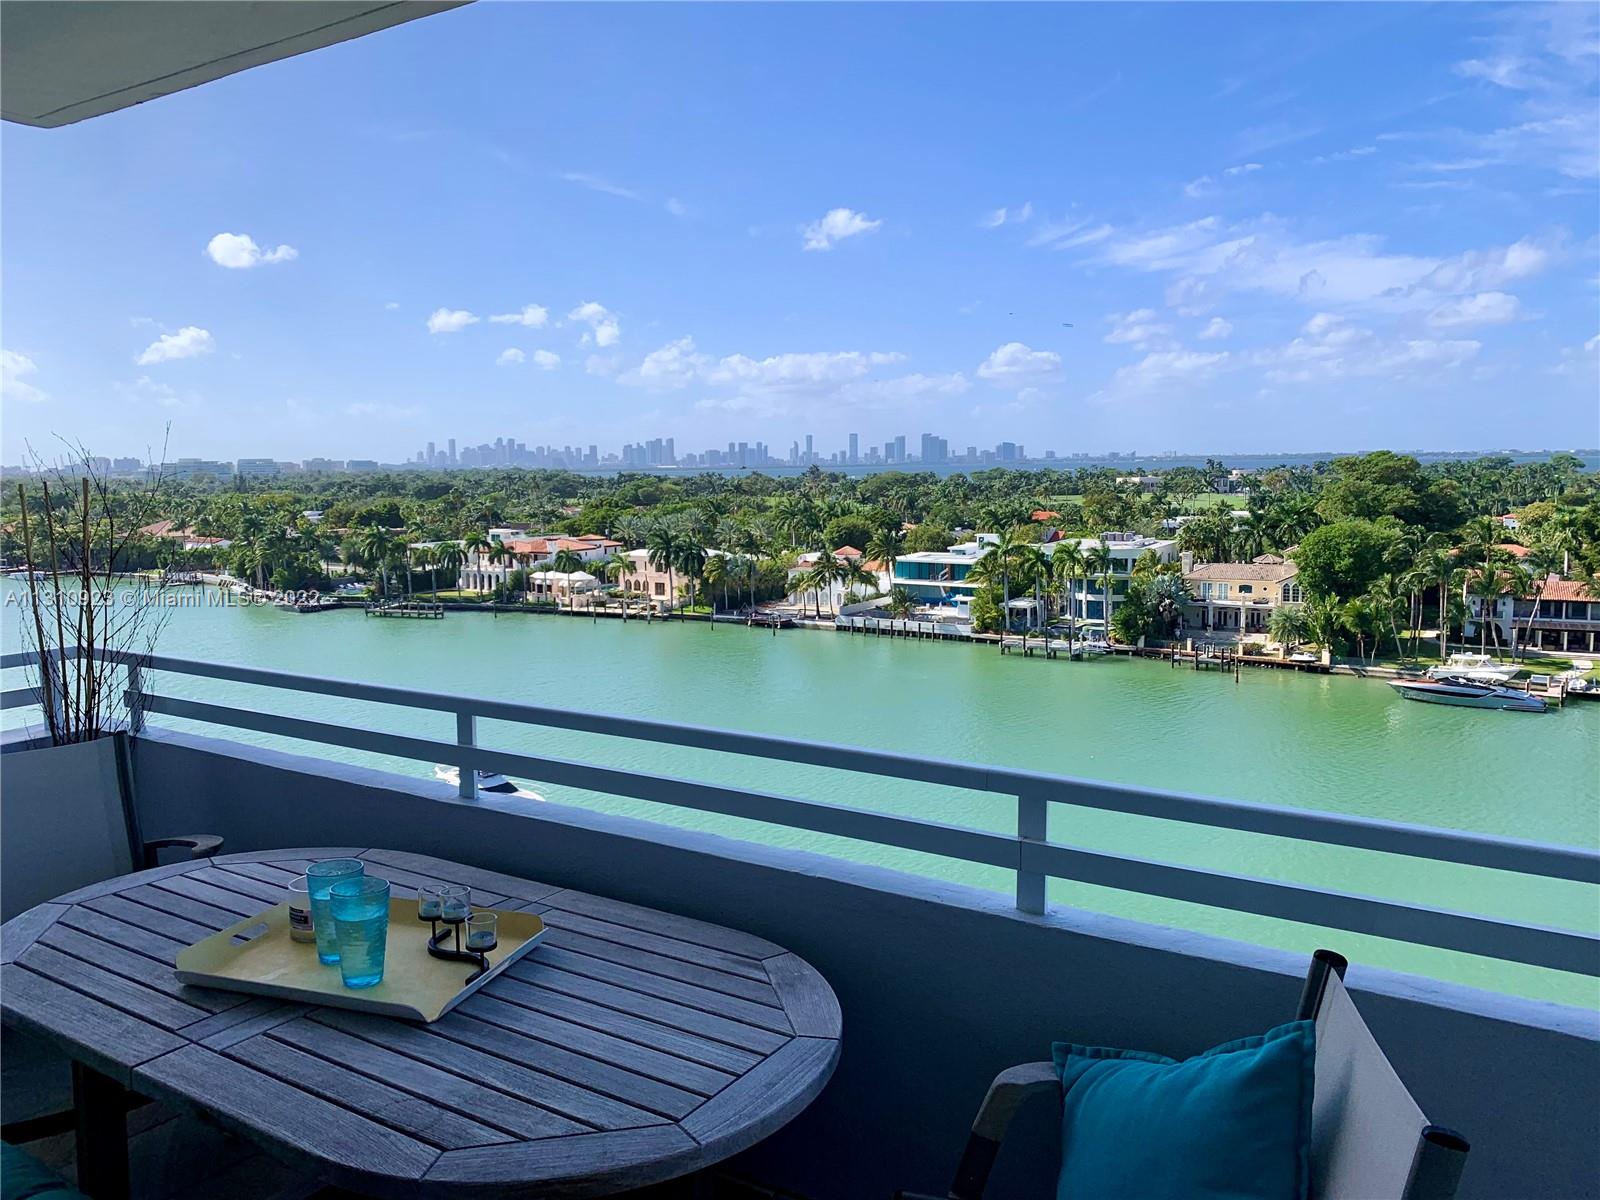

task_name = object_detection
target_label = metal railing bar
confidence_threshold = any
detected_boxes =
[139,694,1021,870]
[1022,841,1600,976]
[0,687,40,711]
[114,652,1598,885]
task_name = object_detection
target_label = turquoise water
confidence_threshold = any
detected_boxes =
[4,583,1597,1006]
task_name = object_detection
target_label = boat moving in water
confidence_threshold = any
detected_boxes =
[1425,653,1517,683]
[1389,675,1547,712]
[433,765,546,800]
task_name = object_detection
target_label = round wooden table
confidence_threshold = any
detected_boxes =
[0,847,842,1198]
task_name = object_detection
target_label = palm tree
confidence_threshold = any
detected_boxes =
[1148,572,1192,638]
[354,526,395,599]
[674,538,708,614]
[838,556,877,610]
[415,545,438,598]
[1051,540,1086,655]
[1411,536,1457,661]
[1366,573,1408,660]
[461,532,489,589]
[886,585,916,620]
[433,541,465,598]
[977,526,1032,637]
[486,540,509,600]
[703,553,729,613]
[1084,544,1115,635]
[646,521,683,616]
[550,547,585,615]
[1268,603,1310,654]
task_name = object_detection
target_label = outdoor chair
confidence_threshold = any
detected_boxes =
[1,730,221,1144]
[897,949,1470,1200]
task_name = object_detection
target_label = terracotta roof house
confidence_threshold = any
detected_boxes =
[1464,574,1599,655]
[1182,561,1303,637]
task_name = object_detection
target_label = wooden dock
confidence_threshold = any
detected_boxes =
[364,600,444,619]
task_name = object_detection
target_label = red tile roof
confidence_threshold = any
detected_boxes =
[1537,577,1596,602]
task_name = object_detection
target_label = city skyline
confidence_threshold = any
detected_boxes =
[3,4,1597,462]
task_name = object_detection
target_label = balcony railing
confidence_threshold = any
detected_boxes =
[3,649,1597,978]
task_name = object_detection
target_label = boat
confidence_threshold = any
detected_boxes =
[1426,653,1517,684]
[433,765,545,800]
[1388,675,1547,712]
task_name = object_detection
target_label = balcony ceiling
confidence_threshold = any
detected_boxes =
[1,1,467,128]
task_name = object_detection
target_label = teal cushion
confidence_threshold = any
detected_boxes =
[1052,1019,1314,1200]
[1,1143,87,1200]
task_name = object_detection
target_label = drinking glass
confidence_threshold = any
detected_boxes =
[305,858,365,964]
[465,912,498,952]
[286,876,315,944]
[330,876,391,989]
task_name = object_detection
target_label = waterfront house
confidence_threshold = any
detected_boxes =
[1465,574,1600,655]
[788,546,892,611]
[1182,560,1302,638]
[615,546,732,610]
[889,534,1000,616]
[460,533,621,592]
[137,520,233,552]
[1060,533,1181,624]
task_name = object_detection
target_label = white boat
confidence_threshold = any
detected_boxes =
[433,765,545,800]
[1426,653,1517,684]
[1389,675,1546,712]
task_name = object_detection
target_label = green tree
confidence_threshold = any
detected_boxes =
[550,547,585,614]
[1292,519,1397,602]
[1268,603,1310,653]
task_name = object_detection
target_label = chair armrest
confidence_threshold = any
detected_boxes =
[141,834,224,868]
[939,1061,1060,1200]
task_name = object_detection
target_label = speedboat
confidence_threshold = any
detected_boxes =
[433,765,545,800]
[1389,675,1546,712]
[1426,653,1517,684]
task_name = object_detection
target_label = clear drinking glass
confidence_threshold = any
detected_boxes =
[305,858,365,964]
[330,875,391,988]
[287,876,315,944]
[465,911,498,951]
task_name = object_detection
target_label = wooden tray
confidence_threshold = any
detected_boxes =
[175,899,545,1022]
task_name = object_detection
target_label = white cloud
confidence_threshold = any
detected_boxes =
[1456,57,1532,89]
[1426,292,1522,329]
[1104,308,1174,349]
[981,202,1033,229]
[1199,317,1234,340]
[426,308,479,334]
[1309,145,1378,165]
[1027,217,1114,250]
[665,197,688,218]
[531,349,561,370]
[705,349,903,389]
[1223,162,1263,177]
[1255,313,1480,382]
[496,348,526,366]
[1,349,46,403]
[135,326,214,365]
[384,301,400,310]
[489,304,549,328]
[1095,215,1556,315]
[628,337,707,389]
[801,207,883,251]
[205,232,297,269]
[559,172,640,200]
[1182,176,1217,200]
[568,302,620,347]
[976,342,1062,383]
[584,354,622,378]
[845,372,970,403]
[1098,349,1230,399]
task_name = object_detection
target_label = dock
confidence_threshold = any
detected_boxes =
[364,600,445,619]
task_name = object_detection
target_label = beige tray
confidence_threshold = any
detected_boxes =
[175,899,545,1022]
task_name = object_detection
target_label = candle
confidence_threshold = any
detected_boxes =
[466,912,498,951]
[417,885,443,919]
[438,884,471,922]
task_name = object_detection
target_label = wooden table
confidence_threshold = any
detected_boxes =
[0,848,841,1199]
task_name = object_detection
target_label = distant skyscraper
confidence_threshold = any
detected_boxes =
[426,441,436,465]
[448,438,457,465]
[804,433,814,464]
[894,435,906,463]
[848,433,858,463]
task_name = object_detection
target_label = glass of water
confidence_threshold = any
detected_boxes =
[330,876,391,989]
[305,858,365,964]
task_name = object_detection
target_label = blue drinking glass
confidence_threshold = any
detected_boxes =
[330,875,391,989]
[305,858,365,964]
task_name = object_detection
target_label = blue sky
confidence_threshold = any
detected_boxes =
[2,1,1597,465]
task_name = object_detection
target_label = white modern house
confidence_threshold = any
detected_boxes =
[1057,533,1181,624]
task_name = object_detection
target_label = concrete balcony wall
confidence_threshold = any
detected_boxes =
[109,728,1600,1199]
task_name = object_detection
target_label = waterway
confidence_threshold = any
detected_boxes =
[4,583,1596,1006]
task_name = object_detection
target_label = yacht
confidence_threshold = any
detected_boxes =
[433,765,546,800]
[1426,653,1517,683]
[1389,675,1547,712]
